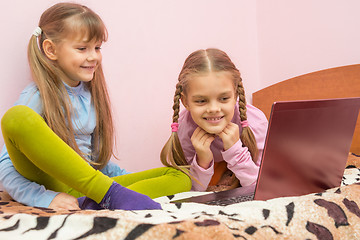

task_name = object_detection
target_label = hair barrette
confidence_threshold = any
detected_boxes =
[33,27,42,37]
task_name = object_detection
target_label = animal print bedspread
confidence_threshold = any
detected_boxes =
[0,153,359,240]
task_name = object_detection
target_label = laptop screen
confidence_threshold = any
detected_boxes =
[254,98,360,200]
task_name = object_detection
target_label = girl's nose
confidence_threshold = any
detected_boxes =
[206,102,221,113]
[87,50,99,61]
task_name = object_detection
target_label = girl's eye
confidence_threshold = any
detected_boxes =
[77,47,86,51]
[194,99,206,104]
[220,97,230,101]
[95,46,102,50]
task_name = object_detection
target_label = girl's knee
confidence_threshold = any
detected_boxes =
[2,105,36,122]
[1,105,43,135]
[165,167,192,191]
[182,174,192,192]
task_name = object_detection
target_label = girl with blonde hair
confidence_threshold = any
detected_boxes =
[161,48,268,191]
[0,2,190,210]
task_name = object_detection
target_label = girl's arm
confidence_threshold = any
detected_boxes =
[178,110,216,191]
[222,104,268,186]
[0,83,61,207]
[188,155,214,191]
[181,128,215,191]
[0,147,59,207]
[221,140,260,186]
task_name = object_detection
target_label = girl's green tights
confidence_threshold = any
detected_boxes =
[1,105,191,210]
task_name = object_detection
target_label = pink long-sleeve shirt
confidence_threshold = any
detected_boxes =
[177,104,268,191]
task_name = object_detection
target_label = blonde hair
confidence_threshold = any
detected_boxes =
[27,2,114,169]
[161,48,259,174]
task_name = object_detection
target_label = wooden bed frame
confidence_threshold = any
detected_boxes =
[252,64,360,154]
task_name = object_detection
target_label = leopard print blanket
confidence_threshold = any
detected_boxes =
[0,153,359,240]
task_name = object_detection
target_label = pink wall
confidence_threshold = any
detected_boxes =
[257,0,360,88]
[0,0,359,173]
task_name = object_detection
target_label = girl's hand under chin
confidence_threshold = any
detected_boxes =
[191,127,215,169]
[217,122,240,151]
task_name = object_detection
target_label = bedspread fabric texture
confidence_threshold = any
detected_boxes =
[0,153,359,240]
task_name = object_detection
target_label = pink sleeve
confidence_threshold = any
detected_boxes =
[177,110,216,191]
[246,104,268,167]
[189,156,214,191]
[221,140,259,186]
[222,104,268,186]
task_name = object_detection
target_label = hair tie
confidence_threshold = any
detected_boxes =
[171,122,179,132]
[241,120,249,128]
[33,27,42,37]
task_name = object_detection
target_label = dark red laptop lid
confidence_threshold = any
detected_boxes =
[254,97,360,201]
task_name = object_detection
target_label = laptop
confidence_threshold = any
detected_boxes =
[171,97,360,206]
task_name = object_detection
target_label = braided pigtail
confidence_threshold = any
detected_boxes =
[160,83,189,171]
[237,78,259,162]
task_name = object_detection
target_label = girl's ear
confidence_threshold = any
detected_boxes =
[42,39,58,60]
[180,93,189,110]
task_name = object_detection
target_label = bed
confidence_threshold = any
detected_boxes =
[1,65,360,240]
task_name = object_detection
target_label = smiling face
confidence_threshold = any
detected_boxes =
[182,71,237,134]
[52,34,102,87]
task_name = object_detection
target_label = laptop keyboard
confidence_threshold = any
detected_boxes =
[205,193,254,206]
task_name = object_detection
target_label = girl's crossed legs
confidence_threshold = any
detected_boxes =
[1,105,191,210]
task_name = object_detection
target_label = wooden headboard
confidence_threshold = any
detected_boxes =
[252,64,360,154]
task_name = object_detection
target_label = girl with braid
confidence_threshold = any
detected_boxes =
[0,2,190,211]
[161,48,268,191]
